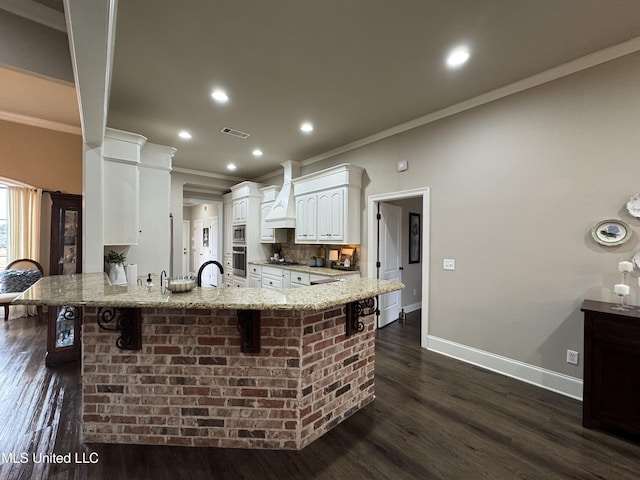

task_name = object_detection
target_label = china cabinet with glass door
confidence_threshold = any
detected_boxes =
[46,193,82,366]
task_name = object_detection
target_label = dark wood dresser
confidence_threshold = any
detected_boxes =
[581,299,640,440]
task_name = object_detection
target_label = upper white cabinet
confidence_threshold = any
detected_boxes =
[232,198,248,224]
[317,187,345,242]
[292,164,363,245]
[102,128,147,245]
[295,193,317,242]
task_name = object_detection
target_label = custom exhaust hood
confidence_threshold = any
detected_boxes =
[264,160,301,229]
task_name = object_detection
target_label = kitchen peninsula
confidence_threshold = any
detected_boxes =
[14,273,403,450]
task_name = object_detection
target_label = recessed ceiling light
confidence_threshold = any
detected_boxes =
[227,163,237,171]
[211,88,229,104]
[300,122,314,133]
[446,47,470,68]
[178,131,192,139]
[252,149,263,157]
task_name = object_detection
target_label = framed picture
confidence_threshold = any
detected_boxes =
[409,213,421,264]
[202,227,210,248]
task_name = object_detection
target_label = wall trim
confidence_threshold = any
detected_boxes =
[301,36,640,168]
[427,335,583,401]
[403,301,421,314]
[0,109,81,135]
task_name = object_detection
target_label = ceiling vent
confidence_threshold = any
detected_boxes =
[220,127,250,139]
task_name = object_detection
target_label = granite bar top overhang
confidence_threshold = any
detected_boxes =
[13,273,404,311]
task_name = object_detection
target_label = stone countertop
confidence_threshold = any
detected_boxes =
[249,261,359,276]
[13,273,403,311]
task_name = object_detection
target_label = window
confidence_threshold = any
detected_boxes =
[0,184,7,269]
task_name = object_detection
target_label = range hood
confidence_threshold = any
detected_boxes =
[265,160,301,229]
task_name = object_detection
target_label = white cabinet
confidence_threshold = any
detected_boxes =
[317,188,345,242]
[290,271,310,287]
[232,198,248,224]
[292,164,363,245]
[261,265,289,289]
[295,194,317,243]
[102,160,139,245]
[102,129,148,245]
[248,263,262,288]
[249,274,261,288]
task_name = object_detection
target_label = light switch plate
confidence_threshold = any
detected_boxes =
[443,259,455,270]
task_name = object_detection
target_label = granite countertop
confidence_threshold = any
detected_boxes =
[249,261,359,276]
[13,273,403,311]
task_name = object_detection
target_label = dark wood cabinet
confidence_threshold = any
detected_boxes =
[581,299,640,440]
[46,193,82,366]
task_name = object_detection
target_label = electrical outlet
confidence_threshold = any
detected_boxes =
[413,289,416,296]
[566,349,579,365]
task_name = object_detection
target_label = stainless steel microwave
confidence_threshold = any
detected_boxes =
[232,225,246,243]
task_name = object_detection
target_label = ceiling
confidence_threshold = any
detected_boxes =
[4,1,640,181]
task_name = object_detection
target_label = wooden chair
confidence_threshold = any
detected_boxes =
[0,259,44,320]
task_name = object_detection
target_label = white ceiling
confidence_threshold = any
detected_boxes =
[4,1,640,181]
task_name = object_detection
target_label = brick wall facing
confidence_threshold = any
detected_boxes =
[81,305,375,450]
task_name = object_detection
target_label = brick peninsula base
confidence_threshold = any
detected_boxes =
[81,305,375,450]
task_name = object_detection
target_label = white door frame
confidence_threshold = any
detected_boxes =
[367,187,430,350]
[182,220,190,276]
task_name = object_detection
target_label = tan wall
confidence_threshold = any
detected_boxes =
[0,119,82,193]
[300,52,640,377]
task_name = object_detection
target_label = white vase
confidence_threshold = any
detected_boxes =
[108,263,127,285]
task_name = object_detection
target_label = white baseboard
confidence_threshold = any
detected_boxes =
[427,336,583,401]
[403,302,422,314]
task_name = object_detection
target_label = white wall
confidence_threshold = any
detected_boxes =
[298,52,640,378]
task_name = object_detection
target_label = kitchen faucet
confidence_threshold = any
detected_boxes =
[160,270,167,292]
[197,261,224,287]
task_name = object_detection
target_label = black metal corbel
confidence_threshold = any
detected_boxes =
[237,310,261,353]
[96,307,142,350]
[345,297,378,336]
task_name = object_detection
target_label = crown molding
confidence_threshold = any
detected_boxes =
[302,35,640,167]
[0,109,81,135]
[0,0,66,32]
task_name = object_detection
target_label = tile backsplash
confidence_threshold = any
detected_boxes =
[266,230,359,268]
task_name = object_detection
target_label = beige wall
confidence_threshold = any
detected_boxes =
[0,119,82,193]
[299,52,640,377]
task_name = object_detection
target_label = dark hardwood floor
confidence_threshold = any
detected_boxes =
[1,311,639,479]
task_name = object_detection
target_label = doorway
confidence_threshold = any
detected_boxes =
[368,188,430,349]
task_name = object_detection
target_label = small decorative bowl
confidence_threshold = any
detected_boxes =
[165,277,196,293]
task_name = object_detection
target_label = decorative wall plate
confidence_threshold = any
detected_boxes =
[591,219,631,246]
[626,193,640,218]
